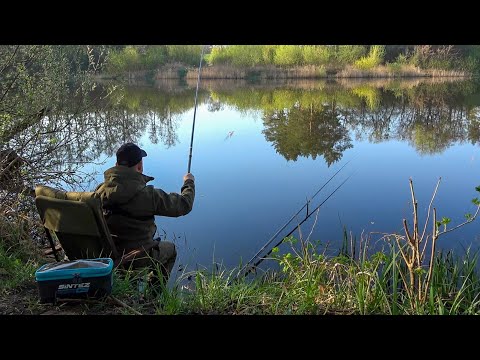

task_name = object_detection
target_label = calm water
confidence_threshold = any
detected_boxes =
[76,78,480,280]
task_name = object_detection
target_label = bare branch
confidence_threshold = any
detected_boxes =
[420,177,441,244]
[0,45,19,75]
[403,219,415,247]
[437,204,480,237]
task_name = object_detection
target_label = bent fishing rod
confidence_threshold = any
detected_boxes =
[187,45,206,174]
[234,160,353,281]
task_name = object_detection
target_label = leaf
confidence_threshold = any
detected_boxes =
[476,186,480,193]
[271,247,279,253]
[472,198,480,206]
[465,213,473,220]
[441,217,451,225]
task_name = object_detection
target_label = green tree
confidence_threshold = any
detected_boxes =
[0,45,110,192]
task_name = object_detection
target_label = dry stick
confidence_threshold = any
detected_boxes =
[402,217,416,293]
[0,45,19,75]
[108,295,142,315]
[423,208,438,302]
[409,179,421,270]
[420,177,441,259]
[404,180,421,301]
[394,237,413,300]
[421,234,432,263]
[410,180,422,299]
[401,220,415,297]
[56,296,142,315]
[0,157,20,179]
[402,219,415,248]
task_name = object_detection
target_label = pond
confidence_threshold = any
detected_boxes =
[76,77,480,281]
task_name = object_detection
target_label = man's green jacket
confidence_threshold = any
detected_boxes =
[95,166,195,252]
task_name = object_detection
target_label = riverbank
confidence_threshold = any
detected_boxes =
[2,230,480,315]
[98,63,473,83]
[2,183,480,315]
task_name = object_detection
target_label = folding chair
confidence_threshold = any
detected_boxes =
[34,185,154,268]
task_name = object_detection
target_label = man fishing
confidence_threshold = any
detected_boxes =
[95,143,195,284]
[96,46,203,286]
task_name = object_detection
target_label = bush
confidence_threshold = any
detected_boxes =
[336,45,367,64]
[303,45,331,65]
[143,46,167,68]
[274,45,304,66]
[165,45,203,66]
[354,45,385,70]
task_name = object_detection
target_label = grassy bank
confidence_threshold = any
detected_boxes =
[2,233,480,315]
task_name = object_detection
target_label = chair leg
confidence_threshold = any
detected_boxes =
[44,228,60,262]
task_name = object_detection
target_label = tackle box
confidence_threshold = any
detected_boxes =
[35,258,113,303]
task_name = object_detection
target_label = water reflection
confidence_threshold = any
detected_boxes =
[91,78,480,166]
[9,77,479,191]
[262,103,353,165]
[200,78,480,162]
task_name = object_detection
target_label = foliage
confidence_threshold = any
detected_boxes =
[335,45,367,64]
[0,46,102,142]
[165,45,203,66]
[354,45,386,70]
[302,45,331,65]
[273,45,304,67]
[106,45,204,74]
[103,45,480,75]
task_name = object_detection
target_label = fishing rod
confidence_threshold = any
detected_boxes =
[234,160,353,281]
[187,45,206,173]
[236,173,353,281]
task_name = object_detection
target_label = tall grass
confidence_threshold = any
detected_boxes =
[165,234,480,315]
[0,207,41,291]
[4,219,480,315]
[0,244,38,291]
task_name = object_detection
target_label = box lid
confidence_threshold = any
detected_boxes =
[35,258,113,281]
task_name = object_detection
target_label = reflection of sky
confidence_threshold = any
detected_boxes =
[82,103,480,282]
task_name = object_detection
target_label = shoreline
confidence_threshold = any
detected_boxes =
[97,63,474,82]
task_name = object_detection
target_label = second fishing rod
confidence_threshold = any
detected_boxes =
[234,160,354,281]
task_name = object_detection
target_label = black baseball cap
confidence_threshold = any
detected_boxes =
[116,143,147,167]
